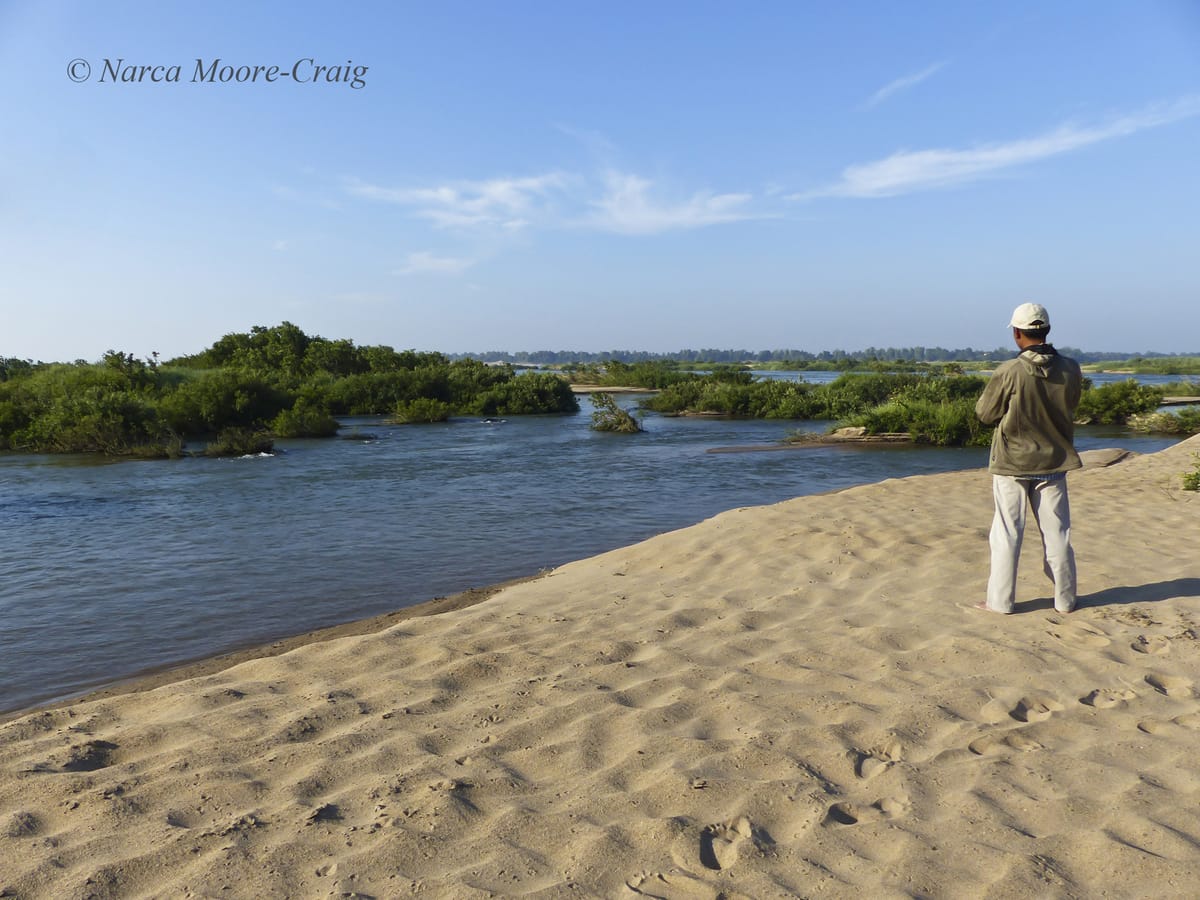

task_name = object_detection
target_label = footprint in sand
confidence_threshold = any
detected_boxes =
[823,795,910,826]
[824,802,860,826]
[857,756,890,780]
[855,737,904,779]
[968,731,1044,756]
[699,816,752,871]
[1131,635,1171,655]
[1145,674,1194,698]
[58,740,119,773]
[1046,621,1111,649]
[625,869,722,899]
[980,697,1014,724]
[874,794,911,819]
[1081,688,1137,709]
[1137,713,1200,735]
[1011,696,1064,723]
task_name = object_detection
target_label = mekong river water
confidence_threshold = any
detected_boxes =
[0,379,1189,714]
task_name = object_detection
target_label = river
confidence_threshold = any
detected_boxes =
[0,377,1192,714]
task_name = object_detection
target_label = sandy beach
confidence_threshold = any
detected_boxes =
[2,435,1198,899]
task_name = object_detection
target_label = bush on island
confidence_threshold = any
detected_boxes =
[465,373,579,416]
[1127,408,1200,435]
[270,400,340,438]
[590,392,643,433]
[394,398,454,424]
[1075,380,1164,425]
[204,427,275,457]
[841,397,991,447]
[0,324,581,457]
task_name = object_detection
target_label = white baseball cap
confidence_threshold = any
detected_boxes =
[1009,302,1050,330]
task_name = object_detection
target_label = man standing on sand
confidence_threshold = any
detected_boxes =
[975,303,1083,614]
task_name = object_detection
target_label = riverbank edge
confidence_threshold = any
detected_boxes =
[0,573,545,725]
[0,445,1150,723]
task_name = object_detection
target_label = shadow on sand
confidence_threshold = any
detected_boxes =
[1012,578,1200,613]
[1077,578,1200,609]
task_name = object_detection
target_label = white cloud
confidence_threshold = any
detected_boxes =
[583,172,759,235]
[801,97,1200,199]
[392,251,475,276]
[347,169,766,236]
[346,173,569,229]
[862,61,948,109]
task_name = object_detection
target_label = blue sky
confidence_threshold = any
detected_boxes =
[2,1,1199,361]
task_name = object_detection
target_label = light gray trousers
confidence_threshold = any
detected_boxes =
[986,473,1076,613]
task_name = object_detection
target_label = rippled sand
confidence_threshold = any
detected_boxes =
[2,435,1199,898]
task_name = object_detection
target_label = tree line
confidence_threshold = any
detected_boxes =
[457,347,1199,366]
[2,325,1196,457]
[0,323,578,457]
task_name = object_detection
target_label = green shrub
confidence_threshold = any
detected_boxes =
[1183,454,1200,491]
[815,374,923,419]
[571,360,697,389]
[271,400,340,437]
[204,428,275,457]
[1161,381,1200,397]
[639,372,986,421]
[1076,380,1164,425]
[590,393,643,433]
[745,380,818,419]
[0,357,34,382]
[467,373,579,416]
[158,370,290,433]
[1177,408,1200,433]
[842,397,990,446]
[641,380,707,414]
[447,359,513,405]
[1127,408,1200,435]
[394,398,454,423]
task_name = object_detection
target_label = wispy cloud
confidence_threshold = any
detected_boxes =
[862,61,948,109]
[348,169,766,236]
[392,251,476,276]
[584,172,759,235]
[799,97,1200,199]
[555,123,619,162]
[346,173,569,230]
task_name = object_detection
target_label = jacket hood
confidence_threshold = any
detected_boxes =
[1019,344,1058,376]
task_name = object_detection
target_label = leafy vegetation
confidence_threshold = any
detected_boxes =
[1161,381,1200,397]
[565,359,699,389]
[5,330,1195,457]
[1085,356,1200,375]
[589,393,643,433]
[1183,454,1200,492]
[642,369,1200,446]
[394,398,453,424]
[0,323,578,457]
[1074,380,1164,425]
[641,372,987,423]
[203,428,276,457]
[1127,408,1200,436]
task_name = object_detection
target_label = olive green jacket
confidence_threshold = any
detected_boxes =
[976,346,1083,476]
